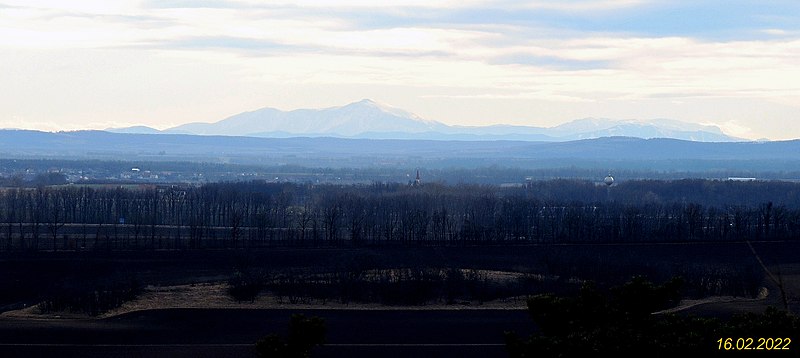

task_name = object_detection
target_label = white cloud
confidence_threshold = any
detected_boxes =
[763,28,789,36]
[0,1,798,139]
[0,0,139,13]
[709,120,753,139]
[276,0,649,11]
[282,0,488,8]
[514,0,648,11]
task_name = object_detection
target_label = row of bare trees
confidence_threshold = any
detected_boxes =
[1,180,800,251]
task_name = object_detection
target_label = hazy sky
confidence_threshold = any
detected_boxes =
[1,1,799,140]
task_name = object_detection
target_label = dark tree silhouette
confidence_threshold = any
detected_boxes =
[505,277,799,357]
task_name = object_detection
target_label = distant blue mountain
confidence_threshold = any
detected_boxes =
[105,125,162,134]
[0,131,794,166]
[110,99,743,142]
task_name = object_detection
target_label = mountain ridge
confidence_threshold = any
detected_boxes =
[107,99,743,142]
[0,129,790,161]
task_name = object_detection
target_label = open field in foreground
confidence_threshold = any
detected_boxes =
[0,242,798,357]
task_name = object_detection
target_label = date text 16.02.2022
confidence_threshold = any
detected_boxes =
[717,338,791,351]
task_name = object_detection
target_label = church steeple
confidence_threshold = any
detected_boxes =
[414,169,421,186]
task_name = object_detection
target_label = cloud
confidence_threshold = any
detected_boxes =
[490,53,611,70]
[711,120,753,139]
[421,92,599,103]
[512,0,648,11]
[1,1,799,138]
[763,28,789,36]
[143,0,256,9]
[0,0,140,13]
[160,36,300,51]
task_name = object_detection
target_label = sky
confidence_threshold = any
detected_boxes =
[1,1,799,140]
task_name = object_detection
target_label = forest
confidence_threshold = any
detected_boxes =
[1,178,800,251]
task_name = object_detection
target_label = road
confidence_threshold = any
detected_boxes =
[0,308,533,357]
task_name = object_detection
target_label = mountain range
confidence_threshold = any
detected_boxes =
[108,99,742,142]
[0,130,794,172]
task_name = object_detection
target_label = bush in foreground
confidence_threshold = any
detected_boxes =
[505,276,799,357]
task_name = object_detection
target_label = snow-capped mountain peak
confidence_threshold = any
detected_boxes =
[166,99,446,137]
[115,100,743,142]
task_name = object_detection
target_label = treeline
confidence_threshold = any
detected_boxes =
[0,172,67,187]
[37,275,142,316]
[2,179,800,251]
[230,266,528,306]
